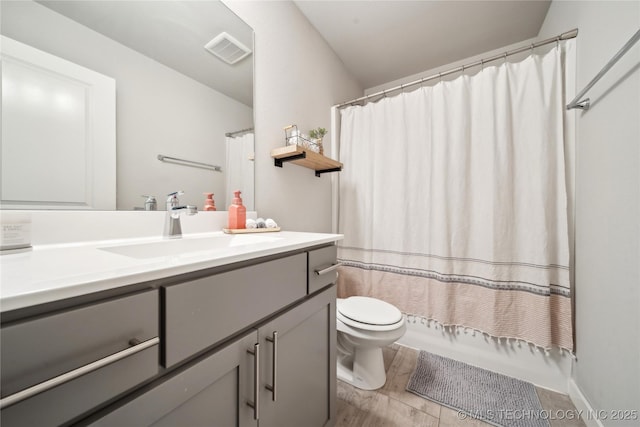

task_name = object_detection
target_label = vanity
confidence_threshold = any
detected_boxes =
[0,231,342,426]
[0,1,342,424]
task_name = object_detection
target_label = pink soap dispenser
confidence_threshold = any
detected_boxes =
[228,190,246,229]
[203,192,216,211]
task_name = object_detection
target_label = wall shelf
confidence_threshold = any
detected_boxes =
[271,145,343,177]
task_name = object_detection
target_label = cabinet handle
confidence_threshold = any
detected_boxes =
[265,331,278,401]
[314,262,342,276]
[0,337,159,410]
[246,343,260,420]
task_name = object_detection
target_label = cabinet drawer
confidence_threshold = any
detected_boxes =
[308,245,338,294]
[164,253,306,367]
[0,290,159,427]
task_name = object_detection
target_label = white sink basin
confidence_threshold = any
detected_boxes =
[99,234,283,259]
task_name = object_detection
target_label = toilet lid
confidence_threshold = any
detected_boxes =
[338,297,403,326]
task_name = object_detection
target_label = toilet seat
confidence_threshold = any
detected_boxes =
[335,297,407,390]
[337,297,404,332]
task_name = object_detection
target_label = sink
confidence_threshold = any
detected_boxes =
[99,234,283,259]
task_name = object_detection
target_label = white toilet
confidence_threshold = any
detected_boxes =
[336,296,406,390]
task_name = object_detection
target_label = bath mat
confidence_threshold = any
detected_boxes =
[406,351,549,427]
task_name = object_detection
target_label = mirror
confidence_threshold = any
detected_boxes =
[1,0,254,211]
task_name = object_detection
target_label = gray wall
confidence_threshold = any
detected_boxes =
[224,1,363,232]
[538,1,640,420]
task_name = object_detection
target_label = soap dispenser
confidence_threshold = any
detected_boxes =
[228,190,246,229]
[203,192,216,211]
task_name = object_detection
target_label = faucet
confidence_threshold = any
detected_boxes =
[141,195,157,211]
[164,191,198,238]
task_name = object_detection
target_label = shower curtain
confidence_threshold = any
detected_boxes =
[225,132,255,210]
[338,46,573,351]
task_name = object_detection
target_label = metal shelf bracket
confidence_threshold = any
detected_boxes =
[274,152,306,168]
[315,167,342,177]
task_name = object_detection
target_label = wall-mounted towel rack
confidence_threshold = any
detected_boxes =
[567,28,640,110]
[157,154,222,172]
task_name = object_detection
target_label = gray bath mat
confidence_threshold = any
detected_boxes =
[407,351,549,427]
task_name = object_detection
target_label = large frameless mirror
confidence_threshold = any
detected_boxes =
[1,0,254,211]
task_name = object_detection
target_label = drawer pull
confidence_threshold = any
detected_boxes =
[314,263,342,276]
[0,337,159,410]
[246,343,260,420]
[265,331,278,401]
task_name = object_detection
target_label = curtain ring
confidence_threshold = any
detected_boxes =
[481,59,484,71]
[503,52,508,64]
[420,77,425,88]
[556,36,560,48]
[382,90,387,98]
[530,43,534,54]
[438,72,443,83]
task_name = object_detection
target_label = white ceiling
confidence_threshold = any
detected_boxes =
[38,1,254,106]
[36,1,551,104]
[294,0,551,89]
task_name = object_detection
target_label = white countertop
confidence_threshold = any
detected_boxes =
[0,231,343,313]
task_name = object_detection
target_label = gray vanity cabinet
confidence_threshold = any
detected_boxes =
[258,285,336,427]
[91,273,337,427]
[89,330,258,427]
[0,242,339,426]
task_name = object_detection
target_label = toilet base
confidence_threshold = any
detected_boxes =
[336,346,386,390]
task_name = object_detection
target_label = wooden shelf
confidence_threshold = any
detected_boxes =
[270,145,343,177]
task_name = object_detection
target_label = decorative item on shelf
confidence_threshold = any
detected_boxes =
[283,124,321,153]
[273,124,342,177]
[224,217,280,234]
[308,127,327,155]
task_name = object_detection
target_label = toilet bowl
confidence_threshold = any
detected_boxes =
[336,296,406,390]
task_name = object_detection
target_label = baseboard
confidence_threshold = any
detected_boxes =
[568,379,604,427]
[397,320,572,393]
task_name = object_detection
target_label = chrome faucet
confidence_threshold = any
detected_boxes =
[164,191,198,238]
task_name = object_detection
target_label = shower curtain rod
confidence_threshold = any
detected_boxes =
[225,127,254,137]
[335,28,579,109]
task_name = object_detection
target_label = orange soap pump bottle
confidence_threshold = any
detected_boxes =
[228,190,246,229]
[203,192,216,211]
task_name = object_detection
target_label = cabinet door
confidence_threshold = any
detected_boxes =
[89,330,258,427]
[258,285,336,427]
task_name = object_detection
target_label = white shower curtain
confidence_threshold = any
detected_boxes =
[338,46,573,351]
[225,132,255,211]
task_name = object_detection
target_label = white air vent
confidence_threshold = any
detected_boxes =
[204,32,252,65]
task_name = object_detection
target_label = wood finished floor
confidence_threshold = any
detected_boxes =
[336,344,586,427]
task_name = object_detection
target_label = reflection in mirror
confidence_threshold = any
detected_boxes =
[1,0,254,211]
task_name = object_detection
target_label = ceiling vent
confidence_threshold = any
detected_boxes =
[204,32,252,65]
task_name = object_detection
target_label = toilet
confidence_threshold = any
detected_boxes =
[336,296,406,390]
